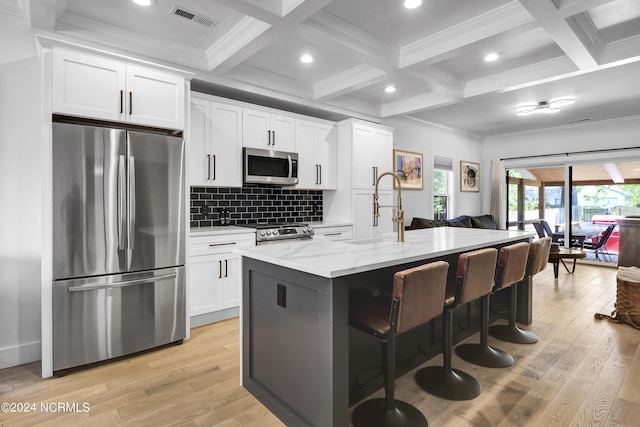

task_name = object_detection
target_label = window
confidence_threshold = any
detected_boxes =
[434,156,453,220]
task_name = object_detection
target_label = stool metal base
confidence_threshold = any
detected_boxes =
[489,324,538,344]
[415,366,481,401]
[352,398,428,427]
[455,343,514,368]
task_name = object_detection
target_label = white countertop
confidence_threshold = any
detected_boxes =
[190,226,255,237]
[235,227,534,278]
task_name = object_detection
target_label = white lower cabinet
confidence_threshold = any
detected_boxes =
[352,190,393,240]
[312,225,353,241]
[189,231,254,323]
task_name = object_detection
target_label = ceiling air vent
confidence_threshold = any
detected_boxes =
[171,5,218,27]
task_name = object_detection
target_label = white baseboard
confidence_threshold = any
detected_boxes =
[0,341,41,370]
[191,307,239,328]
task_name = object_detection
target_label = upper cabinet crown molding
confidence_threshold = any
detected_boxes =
[52,46,186,130]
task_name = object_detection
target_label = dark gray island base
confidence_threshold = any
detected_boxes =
[239,229,533,427]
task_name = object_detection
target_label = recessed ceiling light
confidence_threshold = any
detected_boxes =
[300,53,314,64]
[484,52,500,62]
[404,0,422,9]
[132,0,152,6]
[385,85,396,93]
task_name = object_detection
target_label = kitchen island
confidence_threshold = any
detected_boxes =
[235,227,533,427]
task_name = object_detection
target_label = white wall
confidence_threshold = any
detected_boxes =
[481,116,640,213]
[384,117,485,225]
[0,55,44,368]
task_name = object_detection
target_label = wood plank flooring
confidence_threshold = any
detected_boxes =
[1,264,639,426]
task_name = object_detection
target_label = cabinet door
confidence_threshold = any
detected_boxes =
[189,254,223,317]
[210,102,243,187]
[221,254,241,308]
[352,190,393,240]
[53,48,126,121]
[372,129,393,190]
[352,125,377,189]
[295,120,317,188]
[270,113,296,151]
[189,98,210,186]
[243,108,271,148]
[126,64,185,130]
[315,124,336,190]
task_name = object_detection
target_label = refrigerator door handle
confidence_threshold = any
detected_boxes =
[128,155,136,251]
[117,155,126,250]
[68,273,177,292]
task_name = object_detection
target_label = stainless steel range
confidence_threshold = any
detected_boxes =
[246,222,314,245]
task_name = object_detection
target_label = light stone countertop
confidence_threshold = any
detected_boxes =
[235,227,534,278]
[308,221,353,228]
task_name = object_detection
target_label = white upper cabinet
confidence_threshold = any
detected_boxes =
[242,108,295,151]
[53,47,185,130]
[295,119,336,189]
[189,94,242,187]
[352,123,393,190]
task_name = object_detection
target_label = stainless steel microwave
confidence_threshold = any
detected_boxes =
[243,148,299,186]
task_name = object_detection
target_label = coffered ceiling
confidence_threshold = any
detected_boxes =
[6,0,640,136]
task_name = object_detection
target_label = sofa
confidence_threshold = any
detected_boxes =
[407,214,497,230]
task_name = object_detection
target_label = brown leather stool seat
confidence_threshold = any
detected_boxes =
[455,248,514,368]
[489,241,551,344]
[350,261,449,427]
[414,248,499,400]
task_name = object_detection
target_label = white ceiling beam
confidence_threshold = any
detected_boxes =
[600,34,640,64]
[409,67,465,99]
[28,0,59,30]
[555,0,615,18]
[301,11,398,73]
[205,17,271,72]
[604,163,624,183]
[518,0,600,69]
[399,1,534,69]
[313,64,387,101]
[465,56,576,97]
[380,92,457,118]
[227,63,312,99]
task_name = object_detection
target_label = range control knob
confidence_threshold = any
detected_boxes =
[259,230,266,236]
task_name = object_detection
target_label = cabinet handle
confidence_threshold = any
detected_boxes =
[315,164,319,185]
[272,130,275,146]
[224,259,228,277]
[324,232,342,237]
[212,155,216,180]
[372,167,376,186]
[206,154,211,180]
[208,242,237,247]
[267,130,271,146]
[218,260,222,278]
[129,91,133,115]
[318,164,322,185]
[119,90,123,114]
[372,194,378,227]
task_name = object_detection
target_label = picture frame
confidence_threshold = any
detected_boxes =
[393,149,423,190]
[460,160,480,192]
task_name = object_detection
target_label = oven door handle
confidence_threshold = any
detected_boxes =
[68,273,177,292]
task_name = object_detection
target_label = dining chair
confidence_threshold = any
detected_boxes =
[532,221,546,238]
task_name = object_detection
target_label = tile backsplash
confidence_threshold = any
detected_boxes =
[190,186,323,227]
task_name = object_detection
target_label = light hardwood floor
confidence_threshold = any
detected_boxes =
[1,264,639,426]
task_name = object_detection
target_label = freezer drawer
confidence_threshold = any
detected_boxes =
[53,267,185,371]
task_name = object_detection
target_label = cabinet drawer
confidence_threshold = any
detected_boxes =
[190,234,255,256]
[313,226,353,241]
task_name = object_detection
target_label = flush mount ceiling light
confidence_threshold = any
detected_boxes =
[404,0,422,9]
[516,98,575,116]
[132,0,152,6]
[484,52,500,62]
[299,53,314,64]
[385,85,396,93]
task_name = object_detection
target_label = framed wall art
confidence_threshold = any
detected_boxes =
[460,160,480,192]
[393,149,423,190]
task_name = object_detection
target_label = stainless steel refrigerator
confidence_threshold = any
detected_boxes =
[52,122,185,371]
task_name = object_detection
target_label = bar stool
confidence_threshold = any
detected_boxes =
[351,261,449,427]
[414,250,498,400]
[490,238,550,344]
[455,248,515,368]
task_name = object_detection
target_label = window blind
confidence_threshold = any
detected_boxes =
[434,156,453,171]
